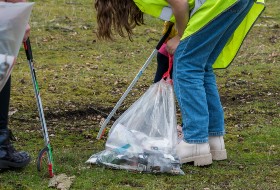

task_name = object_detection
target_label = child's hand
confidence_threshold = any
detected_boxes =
[166,35,180,55]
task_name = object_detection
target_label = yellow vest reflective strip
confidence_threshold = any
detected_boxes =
[159,6,172,21]
[190,0,206,17]
[133,0,195,23]
[159,0,205,19]
[213,0,265,69]
[134,0,174,22]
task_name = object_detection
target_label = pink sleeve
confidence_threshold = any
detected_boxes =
[158,43,169,57]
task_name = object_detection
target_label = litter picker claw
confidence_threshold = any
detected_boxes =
[23,38,54,178]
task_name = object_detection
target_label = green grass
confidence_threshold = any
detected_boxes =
[0,0,279,189]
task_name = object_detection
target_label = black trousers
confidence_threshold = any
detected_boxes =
[0,76,11,130]
[153,52,173,83]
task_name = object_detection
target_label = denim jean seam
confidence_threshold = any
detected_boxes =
[208,131,226,136]
[173,42,190,118]
[185,139,208,144]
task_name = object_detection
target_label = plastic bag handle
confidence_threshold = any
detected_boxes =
[162,53,173,79]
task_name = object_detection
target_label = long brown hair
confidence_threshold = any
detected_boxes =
[94,0,144,40]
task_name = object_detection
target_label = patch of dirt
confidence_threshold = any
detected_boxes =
[45,106,111,120]
[220,88,279,108]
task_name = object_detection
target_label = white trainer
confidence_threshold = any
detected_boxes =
[209,136,227,160]
[176,141,212,166]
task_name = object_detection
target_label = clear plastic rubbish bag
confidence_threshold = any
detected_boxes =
[0,2,34,91]
[87,79,184,175]
[0,54,15,90]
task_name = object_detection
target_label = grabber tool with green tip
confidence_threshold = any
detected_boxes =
[23,38,54,178]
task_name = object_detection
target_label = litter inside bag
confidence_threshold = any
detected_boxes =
[87,79,184,175]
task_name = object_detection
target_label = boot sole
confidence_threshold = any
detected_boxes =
[211,149,227,160]
[180,153,212,166]
[0,157,31,169]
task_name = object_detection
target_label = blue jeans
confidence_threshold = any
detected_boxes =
[173,0,254,143]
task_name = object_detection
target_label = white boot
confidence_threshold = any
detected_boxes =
[209,136,227,160]
[176,141,212,166]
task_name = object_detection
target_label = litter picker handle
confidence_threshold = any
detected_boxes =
[23,38,33,61]
[96,23,174,140]
[156,22,174,50]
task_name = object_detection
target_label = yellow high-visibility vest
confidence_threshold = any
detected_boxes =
[133,0,265,69]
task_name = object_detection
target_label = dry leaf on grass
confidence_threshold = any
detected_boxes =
[48,174,75,190]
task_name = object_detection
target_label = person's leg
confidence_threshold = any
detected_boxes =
[0,77,11,152]
[206,0,254,133]
[0,76,11,131]
[204,68,227,160]
[173,35,213,166]
[174,0,253,165]
[204,0,254,160]
[173,33,220,144]
[0,77,31,169]
[204,69,225,137]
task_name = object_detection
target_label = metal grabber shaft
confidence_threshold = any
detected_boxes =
[23,38,54,177]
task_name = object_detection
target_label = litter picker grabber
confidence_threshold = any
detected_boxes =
[23,38,54,178]
[97,23,174,140]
